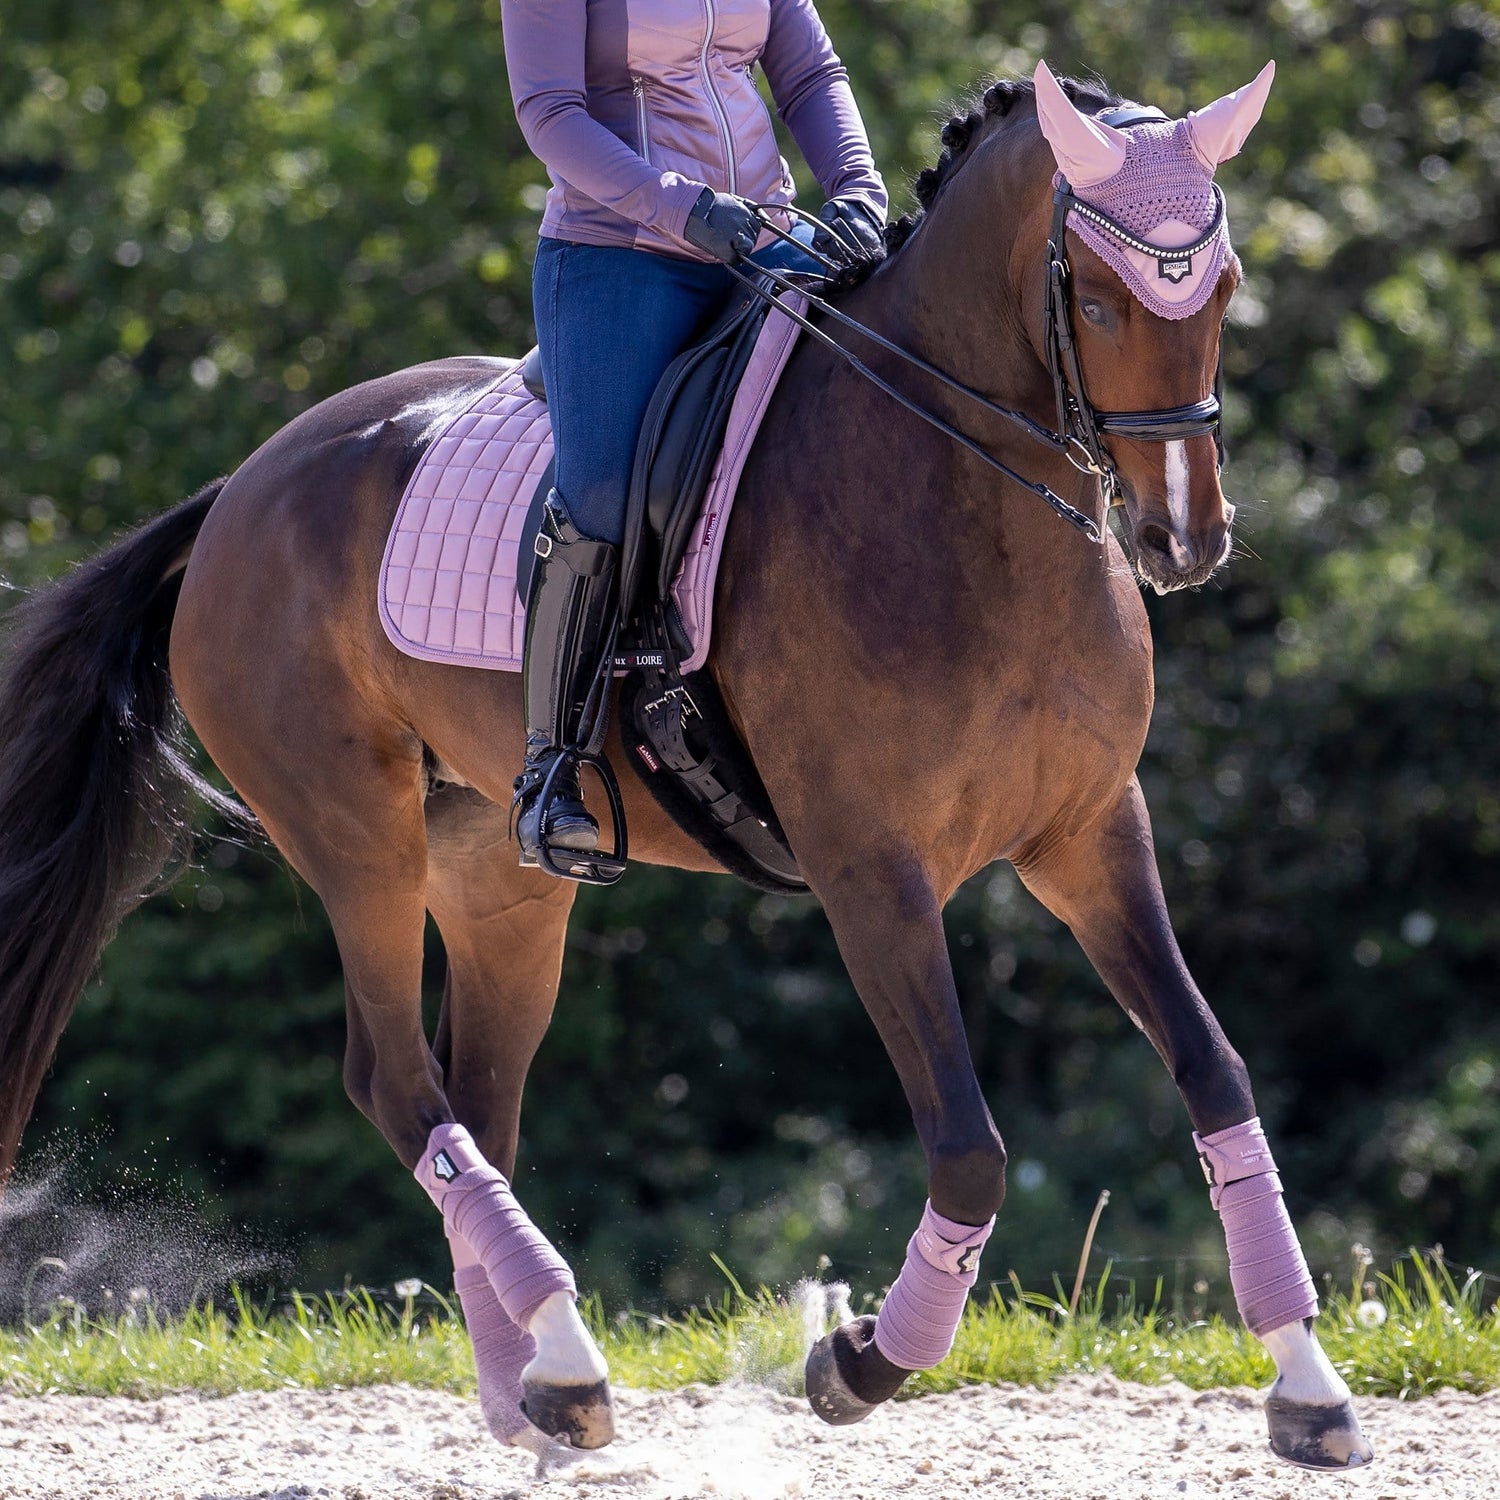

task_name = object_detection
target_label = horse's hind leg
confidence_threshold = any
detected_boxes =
[1017,779,1372,1471]
[182,679,608,1449]
[424,786,612,1450]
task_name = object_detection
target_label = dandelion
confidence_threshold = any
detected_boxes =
[394,1278,424,1340]
[1355,1299,1388,1328]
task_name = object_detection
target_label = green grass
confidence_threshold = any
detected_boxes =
[2,1254,1497,1402]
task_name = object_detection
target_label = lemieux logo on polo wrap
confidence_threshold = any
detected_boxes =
[921,1226,983,1274]
[1198,1140,1270,1188]
[432,1150,459,1183]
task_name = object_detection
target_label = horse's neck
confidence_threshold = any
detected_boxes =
[855,208,1046,418]
[791,185,1110,586]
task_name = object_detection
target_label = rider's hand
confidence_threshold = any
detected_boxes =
[813,195,887,267]
[683,189,761,264]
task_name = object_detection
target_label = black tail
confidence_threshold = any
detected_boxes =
[0,481,247,1186]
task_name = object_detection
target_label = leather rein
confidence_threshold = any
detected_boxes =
[726,109,1228,546]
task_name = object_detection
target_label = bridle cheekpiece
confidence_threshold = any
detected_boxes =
[1043,104,1228,505]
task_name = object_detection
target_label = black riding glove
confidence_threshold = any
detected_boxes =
[683,188,760,264]
[813,195,887,267]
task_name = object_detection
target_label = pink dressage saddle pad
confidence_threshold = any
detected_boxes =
[379,292,806,677]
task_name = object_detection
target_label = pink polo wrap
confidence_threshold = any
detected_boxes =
[453,1258,538,1443]
[873,1201,995,1370]
[1194,1116,1319,1337]
[415,1123,575,1332]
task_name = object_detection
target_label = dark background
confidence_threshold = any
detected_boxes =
[1,0,1496,1312]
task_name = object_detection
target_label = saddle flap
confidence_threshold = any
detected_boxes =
[619,279,776,620]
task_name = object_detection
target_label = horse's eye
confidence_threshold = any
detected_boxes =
[1079,298,1108,327]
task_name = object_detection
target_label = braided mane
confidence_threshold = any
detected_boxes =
[885,75,1122,253]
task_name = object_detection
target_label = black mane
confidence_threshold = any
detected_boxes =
[884,75,1123,253]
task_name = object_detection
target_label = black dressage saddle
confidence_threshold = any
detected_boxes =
[516,275,805,892]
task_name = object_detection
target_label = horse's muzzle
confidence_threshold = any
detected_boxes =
[1129,505,1234,593]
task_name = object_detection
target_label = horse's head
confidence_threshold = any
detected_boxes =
[1025,60,1274,592]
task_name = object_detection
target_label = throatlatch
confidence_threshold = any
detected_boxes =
[513,489,627,885]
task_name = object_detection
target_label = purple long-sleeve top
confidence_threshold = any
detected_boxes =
[501,0,887,260]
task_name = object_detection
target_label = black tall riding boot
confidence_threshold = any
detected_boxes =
[512,490,619,866]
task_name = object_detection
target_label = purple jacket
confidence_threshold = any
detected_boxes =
[502,0,887,260]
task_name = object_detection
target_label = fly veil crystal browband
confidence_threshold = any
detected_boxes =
[725,60,1276,540]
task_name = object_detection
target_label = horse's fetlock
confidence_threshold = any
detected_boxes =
[1175,1045,1253,1129]
[929,1136,1007,1223]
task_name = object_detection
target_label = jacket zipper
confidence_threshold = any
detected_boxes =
[632,76,652,165]
[699,0,737,193]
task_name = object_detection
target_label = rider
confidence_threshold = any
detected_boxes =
[502,0,888,869]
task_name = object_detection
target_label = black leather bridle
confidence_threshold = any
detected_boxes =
[727,112,1232,542]
[1045,170,1227,500]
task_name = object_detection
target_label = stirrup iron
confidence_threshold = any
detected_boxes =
[521,746,628,886]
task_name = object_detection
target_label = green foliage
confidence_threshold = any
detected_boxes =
[2,1,1498,1304]
[4,1254,1498,1401]
[0,1283,478,1398]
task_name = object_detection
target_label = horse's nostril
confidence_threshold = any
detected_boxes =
[1138,522,1174,557]
[1136,522,1199,574]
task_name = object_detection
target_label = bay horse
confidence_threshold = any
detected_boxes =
[0,65,1372,1469]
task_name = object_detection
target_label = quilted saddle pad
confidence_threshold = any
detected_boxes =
[378,291,805,676]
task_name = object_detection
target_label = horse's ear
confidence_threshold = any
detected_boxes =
[1032,60,1129,188]
[1185,61,1276,169]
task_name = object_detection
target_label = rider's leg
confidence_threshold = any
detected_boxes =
[514,239,730,864]
[512,488,618,859]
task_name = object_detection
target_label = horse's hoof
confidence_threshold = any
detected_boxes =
[804,1315,908,1426]
[1266,1395,1374,1470]
[521,1378,615,1449]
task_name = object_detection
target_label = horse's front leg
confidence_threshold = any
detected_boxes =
[1018,778,1373,1470]
[800,850,1005,1425]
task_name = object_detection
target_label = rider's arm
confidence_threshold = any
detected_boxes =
[501,0,707,239]
[760,0,888,217]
